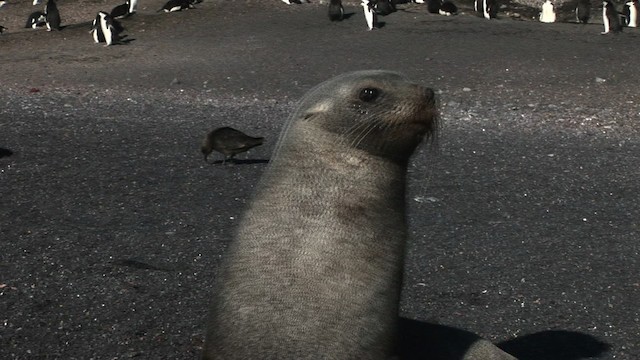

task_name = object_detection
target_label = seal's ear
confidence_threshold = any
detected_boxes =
[302,100,331,121]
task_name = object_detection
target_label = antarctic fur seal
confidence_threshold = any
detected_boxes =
[202,71,518,360]
[202,70,437,359]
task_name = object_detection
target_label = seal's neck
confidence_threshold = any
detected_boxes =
[214,125,412,358]
[233,133,408,356]
[268,125,409,185]
[249,127,410,293]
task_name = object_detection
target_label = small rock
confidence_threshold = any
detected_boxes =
[414,196,440,203]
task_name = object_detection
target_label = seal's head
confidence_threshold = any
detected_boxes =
[277,70,438,165]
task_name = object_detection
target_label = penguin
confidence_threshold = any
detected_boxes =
[44,0,61,31]
[475,0,497,18]
[328,0,344,21]
[159,0,195,12]
[602,0,622,33]
[0,25,6,33]
[0,1,5,9]
[110,1,130,19]
[576,0,591,23]
[427,0,442,13]
[622,0,639,26]
[439,0,458,15]
[484,0,498,18]
[128,0,138,14]
[539,0,556,22]
[33,0,41,5]
[415,0,425,3]
[361,0,377,30]
[90,11,119,46]
[376,0,396,15]
[25,11,47,28]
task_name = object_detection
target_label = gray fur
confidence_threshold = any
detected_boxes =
[202,71,516,360]
[203,71,436,359]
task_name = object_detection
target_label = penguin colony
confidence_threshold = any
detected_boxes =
[3,0,200,44]
[2,0,637,38]
[286,0,638,34]
[0,0,634,359]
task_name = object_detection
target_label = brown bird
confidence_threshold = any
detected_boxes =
[200,127,264,164]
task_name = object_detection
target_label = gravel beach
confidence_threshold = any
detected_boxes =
[1,0,639,359]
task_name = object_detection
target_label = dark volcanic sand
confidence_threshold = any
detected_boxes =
[1,1,639,359]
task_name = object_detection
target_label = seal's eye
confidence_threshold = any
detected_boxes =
[359,88,380,102]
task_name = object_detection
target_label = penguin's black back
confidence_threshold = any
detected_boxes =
[45,0,61,30]
[440,1,458,14]
[111,3,129,18]
[427,0,442,13]
[328,0,344,21]
[576,0,591,23]
[486,0,499,18]
[605,0,623,32]
[376,0,395,15]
